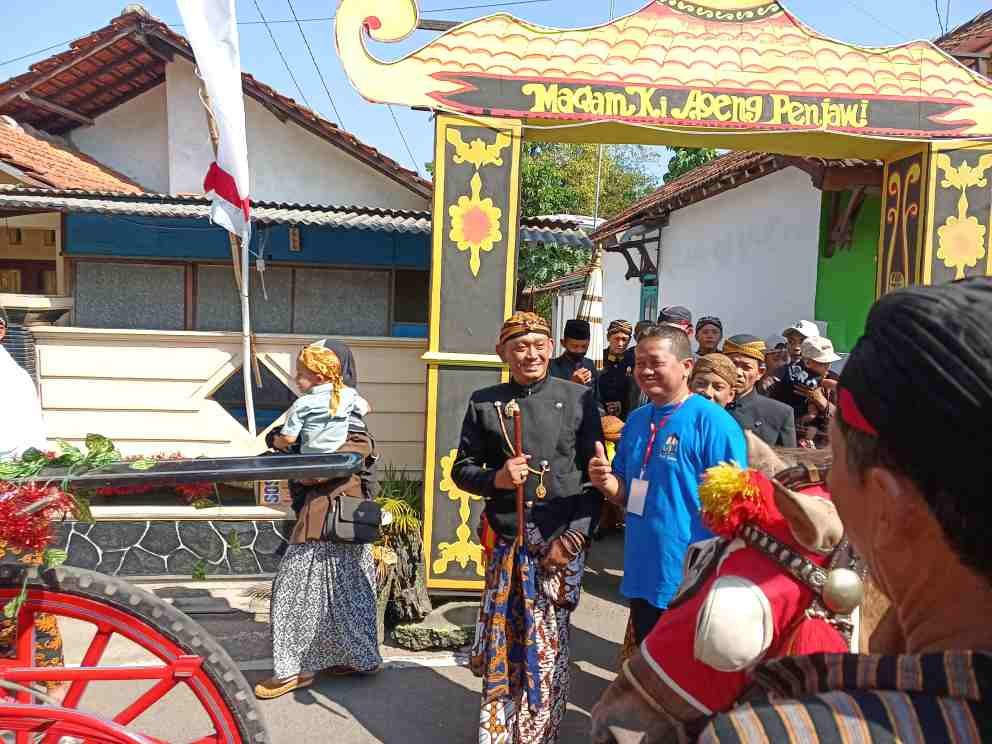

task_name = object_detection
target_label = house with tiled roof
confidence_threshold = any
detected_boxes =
[586,9,991,354]
[589,152,882,353]
[0,6,590,527]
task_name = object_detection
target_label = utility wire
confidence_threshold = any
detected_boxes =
[387,104,422,176]
[251,0,312,110]
[165,0,553,28]
[285,0,346,127]
[1,0,553,70]
[837,0,910,41]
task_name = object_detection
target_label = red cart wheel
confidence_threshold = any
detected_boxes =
[0,564,269,744]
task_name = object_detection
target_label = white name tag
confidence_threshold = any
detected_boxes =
[627,478,649,516]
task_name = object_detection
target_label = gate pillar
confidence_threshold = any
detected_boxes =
[878,142,992,295]
[421,114,523,591]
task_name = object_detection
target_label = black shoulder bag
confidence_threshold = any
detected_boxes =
[324,495,384,544]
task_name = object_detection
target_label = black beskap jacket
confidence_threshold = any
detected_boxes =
[452,375,604,542]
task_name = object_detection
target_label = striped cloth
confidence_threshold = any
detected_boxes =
[698,652,992,743]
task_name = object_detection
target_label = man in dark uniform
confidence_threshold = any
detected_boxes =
[724,334,797,447]
[549,318,599,396]
[453,311,603,744]
[598,319,634,418]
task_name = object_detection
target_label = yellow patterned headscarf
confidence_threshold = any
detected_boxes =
[723,336,767,363]
[298,346,343,413]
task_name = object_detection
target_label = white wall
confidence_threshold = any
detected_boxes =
[165,61,427,210]
[603,250,645,326]
[70,86,169,193]
[603,168,821,342]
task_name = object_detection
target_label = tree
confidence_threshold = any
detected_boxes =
[516,142,662,311]
[664,147,719,182]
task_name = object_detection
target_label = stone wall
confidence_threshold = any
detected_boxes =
[52,519,294,578]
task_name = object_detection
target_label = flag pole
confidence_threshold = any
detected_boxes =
[197,78,257,438]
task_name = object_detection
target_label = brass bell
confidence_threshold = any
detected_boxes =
[821,568,865,615]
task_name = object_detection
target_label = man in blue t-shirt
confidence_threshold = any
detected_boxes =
[589,325,746,644]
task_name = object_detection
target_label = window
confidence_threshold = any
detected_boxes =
[293,268,389,336]
[6,228,22,246]
[210,362,296,432]
[394,269,429,322]
[75,262,185,330]
[43,230,56,247]
[639,274,658,322]
[195,265,292,333]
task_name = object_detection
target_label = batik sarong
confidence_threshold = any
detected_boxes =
[0,540,64,690]
[271,541,381,678]
[470,524,585,744]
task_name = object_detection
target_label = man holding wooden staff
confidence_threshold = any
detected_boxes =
[453,311,604,744]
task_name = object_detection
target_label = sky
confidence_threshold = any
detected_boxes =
[0,0,988,186]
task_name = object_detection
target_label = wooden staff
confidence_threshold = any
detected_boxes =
[505,399,525,543]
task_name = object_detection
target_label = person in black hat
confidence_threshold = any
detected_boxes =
[695,316,723,356]
[549,318,600,404]
[699,277,992,744]
[599,319,634,418]
[658,305,693,338]
[724,334,797,448]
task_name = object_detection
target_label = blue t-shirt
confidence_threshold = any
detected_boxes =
[613,394,747,609]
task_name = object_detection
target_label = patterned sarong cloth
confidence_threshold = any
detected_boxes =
[0,540,65,690]
[270,541,382,678]
[470,524,585,744]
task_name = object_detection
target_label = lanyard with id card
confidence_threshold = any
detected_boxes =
[627,404,682,516]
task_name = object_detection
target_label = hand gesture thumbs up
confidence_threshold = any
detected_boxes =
[589,441,612,490]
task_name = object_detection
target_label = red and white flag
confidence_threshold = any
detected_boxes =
[176,0,251,243]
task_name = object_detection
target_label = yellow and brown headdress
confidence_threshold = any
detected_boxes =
[691,353,738,388]
[723,334,767,364]
[298,345,344,412]
[499,311,551,345]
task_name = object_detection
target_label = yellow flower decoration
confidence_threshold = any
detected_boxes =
[449,172,503,277]
[937,213,987,280]
[935,153,992,280]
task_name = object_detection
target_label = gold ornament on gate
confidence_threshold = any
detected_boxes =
[434,448,485,577]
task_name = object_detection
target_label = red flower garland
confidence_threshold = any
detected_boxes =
[0,482,76,551]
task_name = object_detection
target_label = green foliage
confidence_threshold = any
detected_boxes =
[375,466,423,540]
[42,548,68,569]
[664,147,719,182]
[520,142,660,220]
[191,559,208,581]
[225,531,242,552]
[3,578,27,620]
[516,142,661,295]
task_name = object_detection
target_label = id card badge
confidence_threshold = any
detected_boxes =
[627,478,649,516]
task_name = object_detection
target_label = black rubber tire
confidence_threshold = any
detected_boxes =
[0,563,270,744]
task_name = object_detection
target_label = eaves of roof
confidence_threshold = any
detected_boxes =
[0,186,591,249]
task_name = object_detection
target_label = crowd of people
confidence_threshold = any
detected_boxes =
[6,277,990,744]
[454,279,992,743]
[552,305,843,452]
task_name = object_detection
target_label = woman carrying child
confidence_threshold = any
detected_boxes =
[254,342,382,699]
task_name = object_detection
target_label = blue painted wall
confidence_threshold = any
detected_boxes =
[64,214,429,269]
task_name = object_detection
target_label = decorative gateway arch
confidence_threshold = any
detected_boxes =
[335,0,992,590]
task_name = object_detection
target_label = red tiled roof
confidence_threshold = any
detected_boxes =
[0,8,431,200]
[591,150,880,240]
[526,265,593,295]
[592,151,780,239]
[0,118,142,193]
[937,10,992,55]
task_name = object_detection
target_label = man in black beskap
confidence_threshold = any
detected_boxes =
[549,318,599,402]
[598,319,634,419]
[724,334,797,447]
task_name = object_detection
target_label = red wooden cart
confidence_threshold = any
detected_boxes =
[0,452,362,744]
